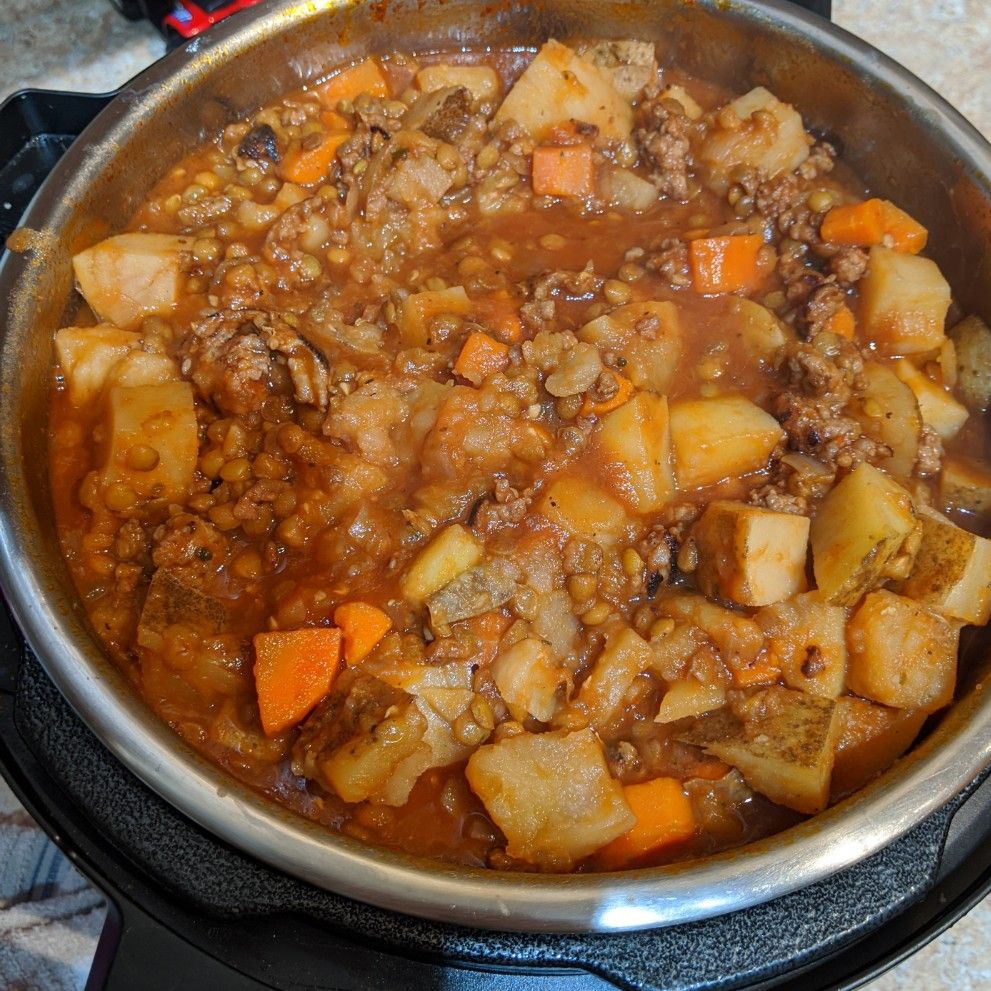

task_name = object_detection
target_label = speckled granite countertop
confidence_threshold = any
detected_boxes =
[0,1,990,989]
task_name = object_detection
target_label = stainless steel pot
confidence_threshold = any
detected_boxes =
[1,0,990,935]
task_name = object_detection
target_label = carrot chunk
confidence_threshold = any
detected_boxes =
[531,144,595,198]
[731,653,782,689]
[820,198,928,254]
[824,303,856,339]
[333,602,392,664]
[454,331,511,385]
[280,130,350,184]
[314,57,390,109]
[253,628,342,736]
[597,777,696,869]
[580,372,635,417]
[688,234,763,294]
[473,290,523,344]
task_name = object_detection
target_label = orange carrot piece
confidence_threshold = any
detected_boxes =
[320,109,351,130]
[686,759,733,782]
[824,303,856,339]
[473,291,523,344]
[597,777,696,870]
[333,602,392,664]
[688,234,763,294]
[820,199,886,247]
[879,200,928,254]
[314,57,389,109]
[280,131,350,185]
[531,144,595,199]
[454,331,511,385]
[580,372,635,417]
[253,628,342,736]
[732,653,781,689]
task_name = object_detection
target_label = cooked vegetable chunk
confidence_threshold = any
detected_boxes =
[846,590,959,711]
[940,456,991,518]
[576,624,654,730]
[254,628,343,736]
[596,392,676,513]
[730,298,792,358]
[855,361,921,478]
[757,592,848,699]
[531,144,595,199]
[55,325,140,406]
[809,463,916,606]
[900,508,991,625]
[692,501,810,607]
[597,777,696,869]
[401,524,483,603]
[491,637,570,722]
[830,697,927,800]
[669,395,785,489]
[138,568,229,644]
[680,687,841,814]
[949,314,991,413]
[494,39,634,143]
[416,64,500,103]
[538,476,628,543]
[73,233,190,331]
[894,358,969,440]
[860,246,951,355]
[104,382,198,502]
[574,39,657,101]
[465,728,635,869]
[819,198,927,254]
[700,87,811,184]
[398,286,471,347]
[427,561,517,626]
[654,680,727,724]
[333,602,392,664]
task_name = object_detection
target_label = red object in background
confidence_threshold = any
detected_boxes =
[163,0,265,41]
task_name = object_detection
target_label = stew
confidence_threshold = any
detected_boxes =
[48,40,991,872]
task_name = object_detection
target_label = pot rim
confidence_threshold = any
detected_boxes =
[1,0,991,934]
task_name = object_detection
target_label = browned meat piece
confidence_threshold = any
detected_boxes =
[336,94,407,193]
[644,237,690,287]
[237,123,280,163]
[473,476,535,533]
[915,425,944,477]
[802,282,848,339]
[412,87,473,144]
[176,194,233,231]
[634,98,693,201]
[747,482,809,516]
[182,309,328,416]
[797,140,837,182]
[829,245,869,285]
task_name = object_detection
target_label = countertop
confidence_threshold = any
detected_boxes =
[0,1,990,988]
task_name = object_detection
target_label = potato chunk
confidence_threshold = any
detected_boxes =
[949,314,991,413]
[578,301,682,394]
[700,87,811,184]
[756,592,847,698]
[860,247,951,356]
[809,463,916,605]
[855,362,921,478]
[491,638,570,723]
[55,324,140,406]
[894,359,968,440]
[730,298,792,359]
[494,39,633,143]
[680,687,840,814]
[73,233,190,331]
[400,524,483,603]
[538,476,629,543]
[669,395,785,489]
[397,286,471,347]
[900,508,991,625]
[416,64,500,103]
[940,456,991,519]
[574,39,657,102]
[830,697,926,800]
[847,590,959,711]
[465,728,634,869]
[104,382,198,502]
[576,624,654,730]
[654,680,726,723]
[692,501,810,607]
[596,393,675,513]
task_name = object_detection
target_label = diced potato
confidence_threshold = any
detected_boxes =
[679,686,841,814]
[491,637,570,723]
[596,392,675,514]
[655,593,764,670]
[104,382,198,502]
[729,298,793,359]
[669,395,785,490]
[940,456,991,518]
[494,39,634,143]
[73,233,190,331]
[855,361,921,478]
[574,39,657,102]
[949,314,991,413]
[576,624,654,729]
[692,500,810,607]
[699,87,811,185]
[809,462,916,606]
[400,523,483,603]
[137,568,229,644]
[55,324,141,406]
[108,350,179,390]
[900,507,991,624]
[860,247,951,356]
[830,696,927,800]
[578,301,682,394]
[465,728,635,869]
[756,592,848,698]
[426,560,517,626]
[654,679,726,723]
[538,476,629,543]
[397,286,471,347]
[660,84,702,120]
[847,590,959,711]
[601,167,658,212]
[893,358,969,440]
[416,64,501,103]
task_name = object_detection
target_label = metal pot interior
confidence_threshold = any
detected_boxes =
[1,0,990,933]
